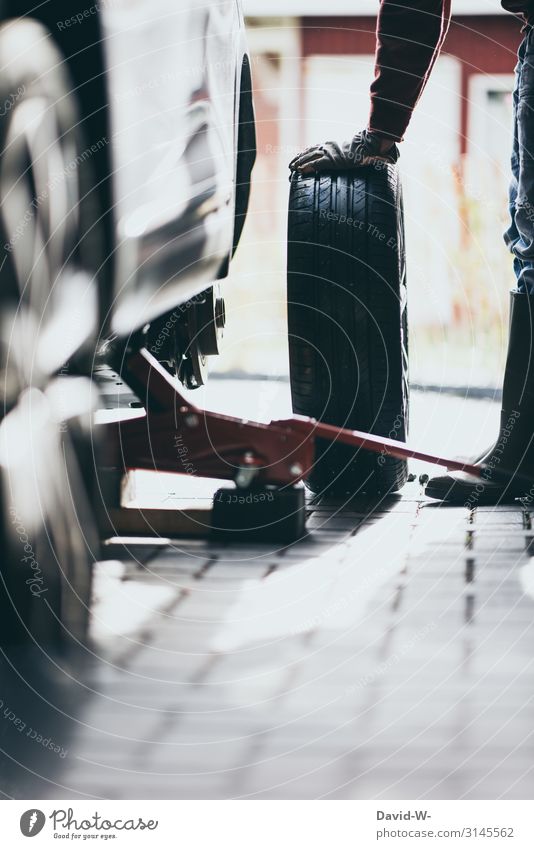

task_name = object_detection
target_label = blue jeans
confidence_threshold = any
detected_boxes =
[504,26,534,293]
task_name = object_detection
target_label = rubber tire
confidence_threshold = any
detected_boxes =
[0,381,100,651]
[0,21,101,650]
[0,19,101,383]
[287,167,409,496]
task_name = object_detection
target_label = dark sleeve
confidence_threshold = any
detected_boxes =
[369,0,452,141]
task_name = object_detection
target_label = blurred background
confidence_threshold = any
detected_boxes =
[213,1,521,392]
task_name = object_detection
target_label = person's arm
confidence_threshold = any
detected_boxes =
[289,0,452,173]
[369,0,452,142]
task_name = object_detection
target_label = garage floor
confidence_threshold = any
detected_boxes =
[1,379,534,800]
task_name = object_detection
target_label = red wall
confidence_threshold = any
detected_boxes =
[301,15,521,153]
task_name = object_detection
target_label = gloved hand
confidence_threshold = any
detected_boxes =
[289,129,399,175]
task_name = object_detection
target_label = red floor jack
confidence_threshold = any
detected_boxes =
[102,347,512,543]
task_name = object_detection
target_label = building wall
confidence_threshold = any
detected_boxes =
[301,15,521,152]
[223,14,519,382]
[297,14,521,382]
[244,1,509,14]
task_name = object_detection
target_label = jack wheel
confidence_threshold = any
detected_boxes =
[212,485,306,544]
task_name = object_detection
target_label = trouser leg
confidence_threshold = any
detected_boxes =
[504,28,534,294]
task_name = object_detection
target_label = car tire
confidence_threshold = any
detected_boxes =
[0,379,100,651]
[0,21,101,650]
[0,19,100,384]
[287,167,409,496]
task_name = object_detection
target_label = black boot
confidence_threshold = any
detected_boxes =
[425,291,534,504]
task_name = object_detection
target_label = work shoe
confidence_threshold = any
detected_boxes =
[425,291,534,505]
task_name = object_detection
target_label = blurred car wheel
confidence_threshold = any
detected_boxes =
[0,21,102,650]
[0,379,100,651]
[0,19,100,384]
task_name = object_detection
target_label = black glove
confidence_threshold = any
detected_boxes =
[289,129,399,175]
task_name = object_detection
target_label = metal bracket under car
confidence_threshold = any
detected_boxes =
[147,286,226,391]
[99,347,512,543]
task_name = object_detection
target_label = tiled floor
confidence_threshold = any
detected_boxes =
[1,382,533,800]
